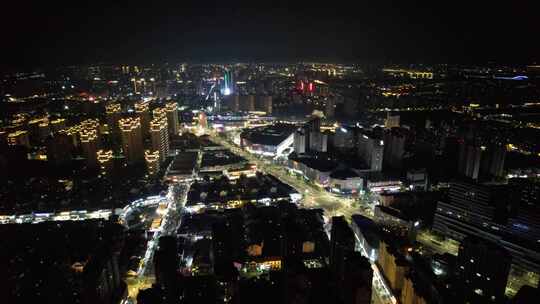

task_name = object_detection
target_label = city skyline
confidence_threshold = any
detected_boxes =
[1,3,540,304]
[1,1,539,71]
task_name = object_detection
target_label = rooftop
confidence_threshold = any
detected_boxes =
[241,123,296,146]
[289,154,338,172]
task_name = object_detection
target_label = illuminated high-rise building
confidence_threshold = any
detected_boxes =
[153,106,167,121]
[105,103,122,136]
[135,101,151,138]
[145,150,160,177]
[50,118,66,133]
[61,126,81,147]
[80,129,99,168]
[97,149,114,177]
[80,118,101,142]
[119,117,144,164]
[80,119,100,134]
[150,117,169,163]
[131,78,147,94]
[7,130,31,148]
[165,102,179,136]
[222,70,234,96]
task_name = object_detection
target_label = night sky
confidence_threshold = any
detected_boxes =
[1,1,538,69]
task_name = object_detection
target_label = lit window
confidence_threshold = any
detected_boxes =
[474,289,483,295]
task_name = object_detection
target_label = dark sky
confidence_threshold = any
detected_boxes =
[1,1,538,69]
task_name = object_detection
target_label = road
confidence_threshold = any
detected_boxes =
[208,132,373,220]
[124,182,190,304]
[208,131,395,304]
[416,230,459,256]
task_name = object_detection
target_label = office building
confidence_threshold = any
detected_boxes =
[150,117,169,163]
[80,129,99,168]
[457,236,512,302]
[135,101,151,138]
[145,150,160,177]
[507,178,540,243]
[165,102,179,136]
[119,117,144,164]
[7,130,31,148]
[433,182,540,278]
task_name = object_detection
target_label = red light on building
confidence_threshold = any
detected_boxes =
[300,80,304,91]
[308,82,314,92]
